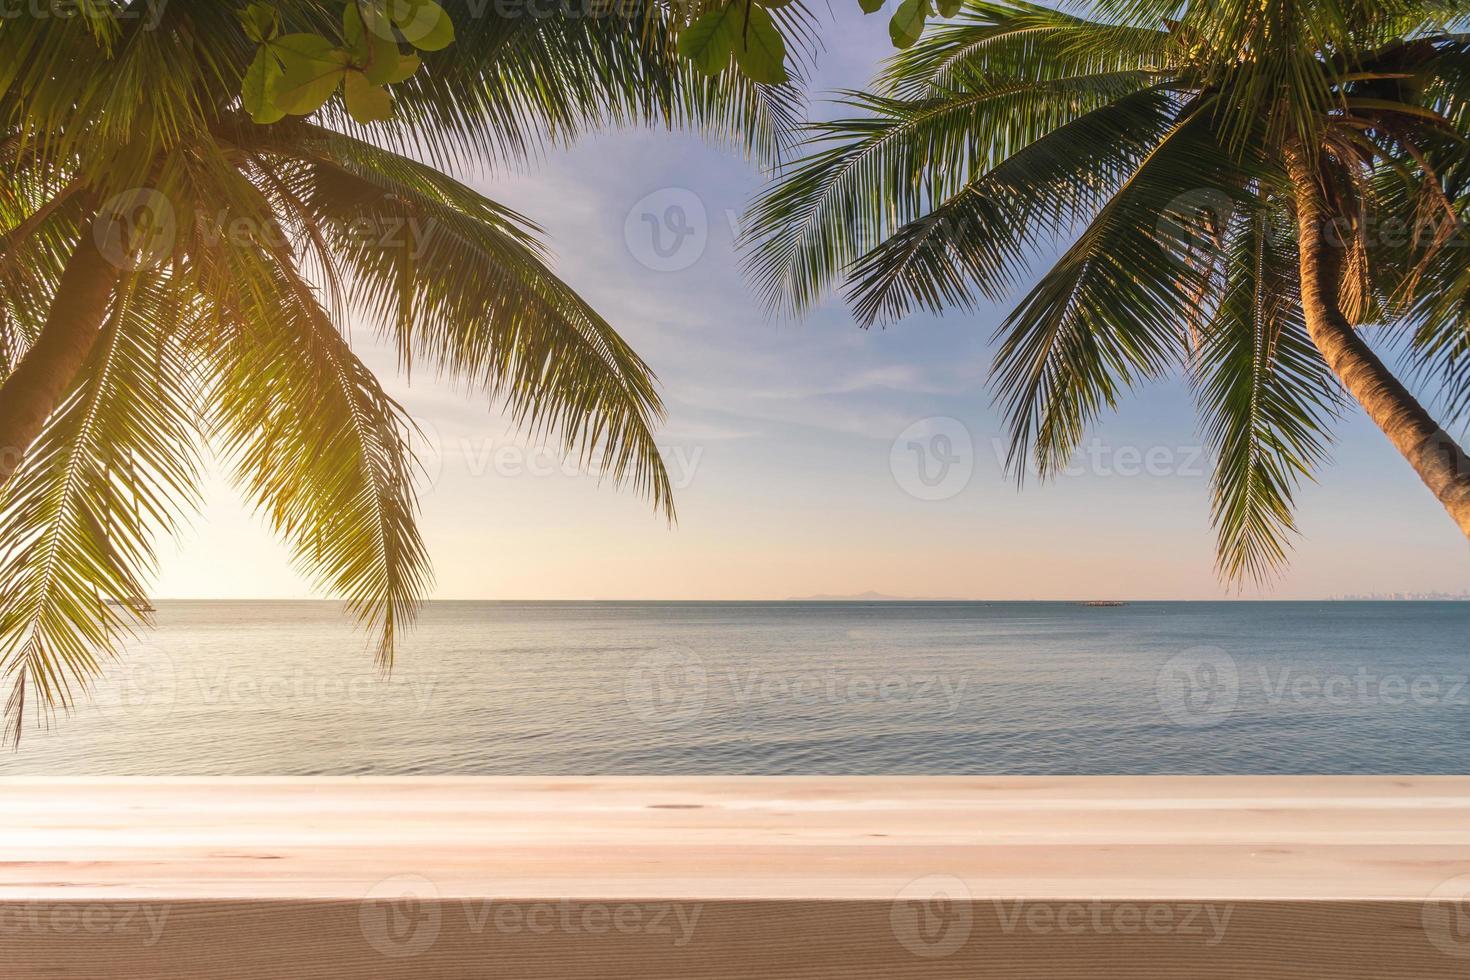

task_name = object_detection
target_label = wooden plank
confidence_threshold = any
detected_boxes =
[3,777,1469,977]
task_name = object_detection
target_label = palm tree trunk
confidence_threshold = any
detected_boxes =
[0,232,120,485]
[1286,145,1470,538]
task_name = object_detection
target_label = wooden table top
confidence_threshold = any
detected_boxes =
[5,775,1469,902]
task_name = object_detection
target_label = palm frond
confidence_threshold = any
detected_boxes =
[197,234,431,669]
[0,271,202,743]
[1193,205,1342,583]
[744,66,1157,317]
[333,0,806,167]
[233,122,675,518]
[844,84,1178,324]
[0,175,83,379]
[881,0,1173,98]
[992,104,1254,478]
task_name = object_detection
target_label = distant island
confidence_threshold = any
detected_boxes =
[784,592,966,601]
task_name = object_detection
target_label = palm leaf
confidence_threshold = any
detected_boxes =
[992,104,1252,477]
[197,233,431,669]
[0,271,202,743]
[880,0,1172,98]
[1193,204,1342,583]
[336,0,806,167]
[744,66,1157,317]
[844,84,1178,324]
[234,122,675,518]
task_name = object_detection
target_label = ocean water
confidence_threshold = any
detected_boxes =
[3,600,1467,775]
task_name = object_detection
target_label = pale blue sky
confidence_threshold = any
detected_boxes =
[155,7,1470,600]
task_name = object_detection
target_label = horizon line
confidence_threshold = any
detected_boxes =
[143,596,1468,603]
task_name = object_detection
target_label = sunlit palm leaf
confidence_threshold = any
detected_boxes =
[0,272,202,742]
[196,227,430,669]
[236,122,675,517]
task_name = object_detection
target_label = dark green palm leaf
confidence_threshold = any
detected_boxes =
[1193,205,1342,582]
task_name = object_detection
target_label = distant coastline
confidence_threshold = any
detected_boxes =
[783,592,967,602]
[1328,592,1470,601]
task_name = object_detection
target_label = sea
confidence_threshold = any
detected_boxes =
[3,600,1467,775]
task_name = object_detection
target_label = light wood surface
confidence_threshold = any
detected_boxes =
[3,776,1470,977]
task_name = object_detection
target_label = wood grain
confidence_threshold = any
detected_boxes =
[3,777,1469,977]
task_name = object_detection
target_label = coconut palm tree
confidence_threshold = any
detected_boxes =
[0,0,800,740]
[746,0,1470,581]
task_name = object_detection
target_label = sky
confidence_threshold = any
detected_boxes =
[154,7,1470,601]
